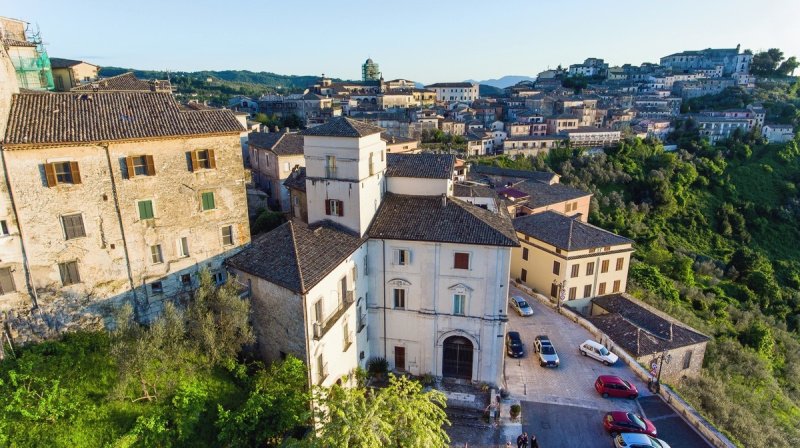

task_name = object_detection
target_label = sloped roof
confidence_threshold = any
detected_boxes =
[386,153,454,179]
[49,58,98,69]
[283,167,306,192]
[368,194,519,247]
[513,211,632,251]
[226,220,365,294]
[248,131,304,156]
[4,91,243,146]
[587,293,710,357]
[71,72,171,92]
[513,180,591,209]
[468,165,558,185]
[453,183,498,199]
[301,117,383,138]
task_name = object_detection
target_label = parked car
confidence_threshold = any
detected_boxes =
[612,432,671,448]
[534,335,560,367]
[509,296,534,316]
[506,331,525,358]
[595,375,639,399]
[579,339,619,365]
[603,411,657,436]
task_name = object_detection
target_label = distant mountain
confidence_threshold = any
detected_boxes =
[465,75,536,89]
[98,67,333,92]
[478,84,505,97]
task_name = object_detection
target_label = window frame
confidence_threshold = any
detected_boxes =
[552,260,561,275]
[598,282,607,295]
[453,293,466,316]
[221,225,234,246]
[570,264,579,278]
[616,257,624,271]
[61,213,86,240]
[0,267,16,294]
[150,281,163,295]
[59,261,81,286]
[522,247,528,261]
[150,244,164,264]
[201,191,216,211]
[453,252,470,270]
[138,199,155,220]
[600,259,610,273]
[586,262,595,276]
[394,249,410,266]
[177,237,190,258]
[393,288,406,309]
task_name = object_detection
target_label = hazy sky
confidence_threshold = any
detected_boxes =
[3,0,799,83]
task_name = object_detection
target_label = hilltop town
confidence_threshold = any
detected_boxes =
[1,13,800,448]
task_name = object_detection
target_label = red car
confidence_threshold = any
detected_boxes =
[603,411,657,436]
[594,375,639,399]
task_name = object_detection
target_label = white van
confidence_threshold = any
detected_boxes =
[579,340,619,365]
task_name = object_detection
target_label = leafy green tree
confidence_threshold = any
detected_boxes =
[187,269,255,367]
[751,48,787,77]
[252,209,286,235]
[216,356,310,447]
[304,375,450,448]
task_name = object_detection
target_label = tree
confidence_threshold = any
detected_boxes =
[304,375,450,448]
[777,56,799,76]
[751,48,785,77]
[187,269,254,367]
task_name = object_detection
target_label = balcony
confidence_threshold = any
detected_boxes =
[317,362,329,385]
[312,291,355,340]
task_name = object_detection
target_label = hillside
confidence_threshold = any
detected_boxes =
[466,75,536,88]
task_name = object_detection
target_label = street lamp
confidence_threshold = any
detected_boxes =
[553,279,566,314]
[650,351,672,394]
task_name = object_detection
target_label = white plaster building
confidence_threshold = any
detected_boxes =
[227,118,518,387]
[425,82,479,103]
[762,124,795,143]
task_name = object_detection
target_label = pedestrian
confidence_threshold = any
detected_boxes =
[522,432,529,448]
[530,433,539,448]
[506,442,513,448]
[516,433,525,448]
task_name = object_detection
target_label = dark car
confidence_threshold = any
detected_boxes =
[603,411,657,436]
[594,375,639,399]
[506,331,524,358]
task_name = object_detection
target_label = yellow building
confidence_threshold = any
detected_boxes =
[49,58,99,91]
[511,211,633,303]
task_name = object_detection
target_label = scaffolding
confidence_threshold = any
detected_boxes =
[7,23,54,90]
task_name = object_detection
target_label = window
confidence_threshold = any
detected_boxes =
[570,264,579,278]
[45,161,81,186]
[0,267,16,294]
[150,245,163,264]
[343,321,352,350]
[453,294,466,315]
[201,191,216,210]
[177,237,189,257]
[138,200,155,220]
[683,351,693,369]
[126,155,155,177]
[325,199,344,217]
[613,280,621,293]
[584,284,592,298]
[325,155,337,178]
[283,162,290,172]
[394,249,410,266]
[454,252,470,270]
[394,346,406,371]
[521,268,527,282]
[213,271,226,285]
[550,283,559,298]
[190,149,215,171]
[60,213,86,240]
[552,261,560,275]
[369,152,375,176]
[150,281,163,295]
[314,299,323,323]
[0,220,9,236]
[616,257,624,271]
[568,287,576,300]
[59,261,80,285]
[221,225,234,246]
[598,282,607,295]
[586,262,595,276]
[601,260,609,273]
[363,255,368,276]
[180,274,192,288]
[393,288,406,309]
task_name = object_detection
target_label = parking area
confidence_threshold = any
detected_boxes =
[505,285,712,448]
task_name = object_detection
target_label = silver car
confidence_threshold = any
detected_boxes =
[535,335,560,367]
[613,433,671,448]
[509,296,534,316]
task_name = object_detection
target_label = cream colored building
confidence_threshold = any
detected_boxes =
[511,211,633,303]
[248,130,305,211]
[426,82,479,103]
[49,58,99,91]
[1,84,249,319]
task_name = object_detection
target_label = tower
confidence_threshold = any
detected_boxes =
[362,58,381,82]
[302,117,387,236]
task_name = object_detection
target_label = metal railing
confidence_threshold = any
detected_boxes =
[312,291,355,340]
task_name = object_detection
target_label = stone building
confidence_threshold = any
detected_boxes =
[49,58,99,91]
[248,130,304,211]
[586,293,709,382]
[0,78,249,320]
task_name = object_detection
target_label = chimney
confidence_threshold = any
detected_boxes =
[441,193,447,208]
[272,125,280,133]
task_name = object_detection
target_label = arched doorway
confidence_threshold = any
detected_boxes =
[442,336,474,381]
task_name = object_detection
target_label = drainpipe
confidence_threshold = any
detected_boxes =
[102,144,138,315]
[0,148,38,308]
[382,239,387,361]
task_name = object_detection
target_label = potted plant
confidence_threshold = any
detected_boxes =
[366,357,389,380]
[510,404,521,421]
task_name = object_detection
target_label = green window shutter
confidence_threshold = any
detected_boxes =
[139,200,154,219]
[202,192,215,210]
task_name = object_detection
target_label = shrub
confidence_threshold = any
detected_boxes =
[509,404,521,420]
[366,357,389,378]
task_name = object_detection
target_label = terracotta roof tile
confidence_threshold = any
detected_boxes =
[301,117,384,138]
[71,72,171,92]
[386,153,454,179]
[513,211,632,251]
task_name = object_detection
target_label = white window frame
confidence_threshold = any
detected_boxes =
[394,249,411,266]
[177,237,190,257]
[393,288,406,309]
[150,244,164,264]
[453,293,466,316]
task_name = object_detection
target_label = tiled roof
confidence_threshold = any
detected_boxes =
[513,180,590,209]
[426,82,475,88]
[380,132,417,144]
[513,211,632,251]
[497,188,529,200]
[505,135,566,142]
[49,58,97,69]
[469,165,558,185]
[368,193,519,247]
[283,167,306,192]
[453,183,498,199]
[301,117,384,138]
[248,131,304,156]
[4,91,243,146]
[2,38,36,48]
[386,153,454,179]
[226,220,365,294]
[586,293,709,357]
[71,72,171,92]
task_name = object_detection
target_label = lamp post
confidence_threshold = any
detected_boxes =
[553,279,566,314]
[653,351,671,394]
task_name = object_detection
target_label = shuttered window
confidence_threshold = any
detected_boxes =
[0,267,16,294]
[190,149,216,171]
[454,252,470,270]
[138,200,155,220]
[201,191,216,210]
[221,225,234,246]
[59,261,81,285]
[44,161,81,186]
[126,155,155,177]
[325,199,344,217]
[62,214,86,240]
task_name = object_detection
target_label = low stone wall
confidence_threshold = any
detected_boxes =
[513,281,736,448]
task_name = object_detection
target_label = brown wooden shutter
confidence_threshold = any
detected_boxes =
[70,161,81,184]
[208,149,217,169]
[125,156,135,178]
[338,200,344,216]
[44,163,57,187]
[189,151,199,172]
[325,200,331,215]
[145,155,156,176]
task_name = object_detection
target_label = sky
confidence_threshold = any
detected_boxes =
[3,0,800,84]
